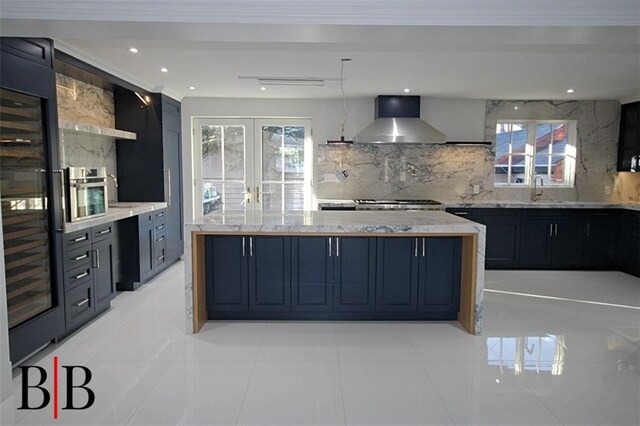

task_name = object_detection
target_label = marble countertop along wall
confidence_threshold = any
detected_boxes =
[64,202,168,233]
[316,199,640,211]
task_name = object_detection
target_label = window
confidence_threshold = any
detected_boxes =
[494,121,577,186]
[195,118,312,215]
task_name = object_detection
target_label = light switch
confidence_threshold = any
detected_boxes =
[604,186,611,195]
[473,185,480,194]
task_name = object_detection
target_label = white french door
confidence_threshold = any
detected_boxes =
[194,118,312,215]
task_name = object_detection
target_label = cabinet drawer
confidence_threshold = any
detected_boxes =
[64,229,91,249]
[152,222,166,234]
[92,223,114,243]
[65,280,95,328]
[138,213,155,229]
[153,228,166,245]
[64,245,92,272]
[154,247,167,269]
[65,263,93,291]
[152,209,166,224]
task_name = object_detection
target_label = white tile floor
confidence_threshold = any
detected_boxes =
[2,263,639,425]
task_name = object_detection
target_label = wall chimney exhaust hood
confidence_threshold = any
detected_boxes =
[354,95,447,144]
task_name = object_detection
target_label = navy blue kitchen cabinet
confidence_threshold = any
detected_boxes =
[333,237,377,312]
[291,237,333,312]
[115,91,183,270]
[475,209,521,269]
[617,101,640,172]
[446,207,625,272]
[583,211,615,267]
[206,235,462,320]
[92,224,116,313]
[206,236,248,312]
[375,237,419,312]
[249,236,291,311]
[616,210,640,277]
[419,238,462,317]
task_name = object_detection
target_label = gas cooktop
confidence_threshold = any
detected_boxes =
[354,199,443,210]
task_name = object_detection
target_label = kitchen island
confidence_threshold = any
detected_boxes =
[184,211,486,335]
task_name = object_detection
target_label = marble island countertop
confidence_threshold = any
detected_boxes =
[185,209,487,336]
[186,210,485,235]
[64,201,168,233]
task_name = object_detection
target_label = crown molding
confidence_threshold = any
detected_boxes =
[3,0,640,26]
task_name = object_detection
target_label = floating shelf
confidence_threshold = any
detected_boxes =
[59,119,136,140]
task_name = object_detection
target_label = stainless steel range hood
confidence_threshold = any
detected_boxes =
[354,95,447,144]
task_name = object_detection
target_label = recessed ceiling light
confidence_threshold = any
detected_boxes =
[260,86,267,91]
[566,88,574,94]
[403,88,411,93]
[514,106,519,110]
[188,86,196,90]
[160,67,168,73]
[129,47,138,53]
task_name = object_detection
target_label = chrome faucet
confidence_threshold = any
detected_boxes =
[107,174,119,188]
[531,176,543,201]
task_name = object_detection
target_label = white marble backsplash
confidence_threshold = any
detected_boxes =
[316,100,637,203]
[56,74,115,128]
[57,74,119,202]
[60,131,118,202]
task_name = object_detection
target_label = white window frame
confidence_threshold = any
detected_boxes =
[494,120,577,188]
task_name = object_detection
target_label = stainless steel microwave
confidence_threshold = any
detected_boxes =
[66,167,108,222]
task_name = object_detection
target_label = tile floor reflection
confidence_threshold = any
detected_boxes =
[1,264,639,425]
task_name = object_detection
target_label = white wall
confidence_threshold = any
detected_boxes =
[422,98,486,142]
[0,208,12,402]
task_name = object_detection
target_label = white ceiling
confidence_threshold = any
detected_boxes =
[1,1,639,101]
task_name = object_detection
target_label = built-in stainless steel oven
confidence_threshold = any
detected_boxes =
[66,167,108,222]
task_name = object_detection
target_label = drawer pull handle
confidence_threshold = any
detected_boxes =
[74,298,90,307]
[156,237,165,242]
[74,272,89,280]
[157,255,165,261]
[98,229,111,235]
[74,254,88,261]
[156,213,164,217]
[455,212,468,215]
[156,225,165,230]
[73,235,88,242]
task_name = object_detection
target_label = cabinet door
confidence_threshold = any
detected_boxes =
[162,123,183,264]
[139,227,154,281]
[333,237,376,312]
[617,102,640,172]
[375,237,419,312]
[475,209,521,268]
[550,218,585,267]
[583,212,614,267]
[93,237,115,312]
[291,237,333,311]
[205,236,248,312]
[519,220,551,267]
[248,236,291,311]
[419,238,462,313]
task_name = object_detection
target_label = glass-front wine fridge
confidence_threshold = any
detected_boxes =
[1,37,65,364]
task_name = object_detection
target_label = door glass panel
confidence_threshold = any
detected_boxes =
[284,183,305,210]
[0,89,54,329]
[201,124,246,215]
[284,126,304,181]
[262,126,282,181]
[261,183,283,211]
[261,124,307,211]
